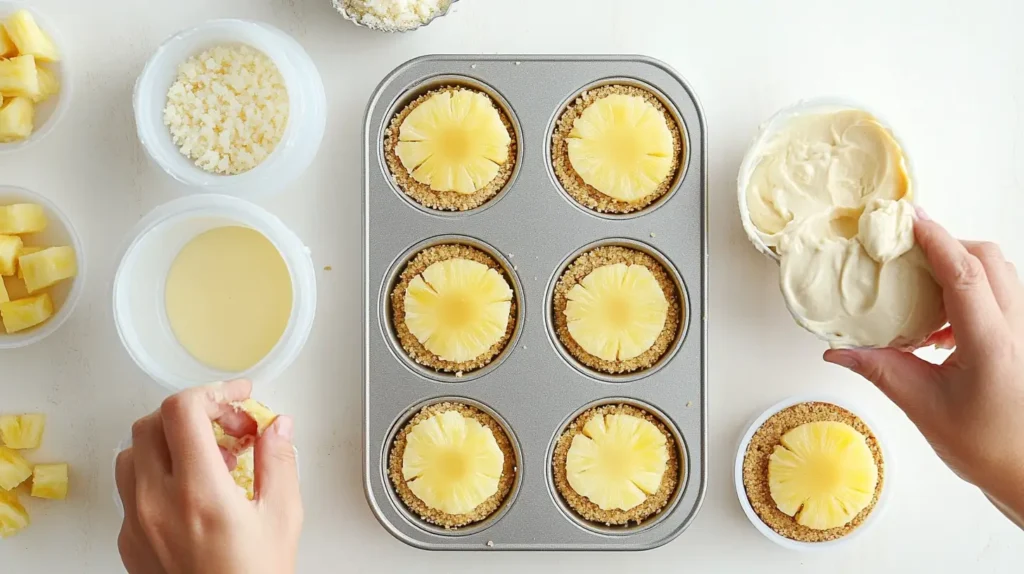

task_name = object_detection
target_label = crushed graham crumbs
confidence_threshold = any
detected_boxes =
[742,401,885,543]
[391,244,517,374]
[553,245,682,374]
[553,404,680,526]
[551,84,685,214]
[389,402,517,529]
[384,86,517,212]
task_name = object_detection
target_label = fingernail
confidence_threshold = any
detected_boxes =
[271,416,294,441]
[914,204,931,221]
[825,351,859,370]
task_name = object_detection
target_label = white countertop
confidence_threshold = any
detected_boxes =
[3,0,1022,571]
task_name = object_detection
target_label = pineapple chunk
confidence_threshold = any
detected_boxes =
[0,277,8,304]
[0,55,40,99]
[0,26,14,58]
[15,245,43,279]
[234,399,277,435]
[0,234,23,276]
[1,293,53,333]
[0,489,29,538]
[3,10,59,63]
[402,410,504,515]
[33,65,58,103]
[0,96,33,142]
[403,258,513,363]
[30,463,67,500]
[19,245,76,293]
[0,414,45,449]
[0,447,31,490]
[0,204,47,234]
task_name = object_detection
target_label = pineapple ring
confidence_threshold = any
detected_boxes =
[395,88,512,195]
[565,413,669,512]
[403,257,513,364]
[768,421,879,531]
[401,410,505,515]
[564,263,669,362]
[566,94,675,203]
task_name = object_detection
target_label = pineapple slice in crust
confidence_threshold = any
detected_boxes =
[389,402,516,529]
[553,404,680,526]
[553,246,681,375]
[742,402,885,543]
[553,85,683,214]
[392,244,516,374]
[768,421,878,531]
[385,86,517,212]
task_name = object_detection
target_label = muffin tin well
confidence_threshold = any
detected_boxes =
[364,55,707,551]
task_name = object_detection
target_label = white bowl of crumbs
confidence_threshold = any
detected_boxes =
[133,19,327,198]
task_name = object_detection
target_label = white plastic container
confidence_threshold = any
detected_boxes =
[0,185,85,349]
[0,2,73,154]
[133,19,327,198]
[736,98,916,263]
[112,194,317,391]
[733,394,893,551]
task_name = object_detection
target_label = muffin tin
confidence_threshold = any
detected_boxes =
[363,55,707,550]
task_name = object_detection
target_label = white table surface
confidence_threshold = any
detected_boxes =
[2,0,1022,571]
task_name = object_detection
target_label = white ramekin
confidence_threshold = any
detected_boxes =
[733,394,894,551]
[112,194,317,391]
[0,185,85,349]
[133,19,327,198]
[0,2,73,154]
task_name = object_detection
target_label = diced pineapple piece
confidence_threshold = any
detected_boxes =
[3,10,59,62]
[0,414,45,449]
[0,293,53,333]
[0,414,44,450]
[0,55,40,99]
[30,463,67,500]
[0,234,23,276]
[33,65,59,103]
[235,399,277,435]
[0,447,31,490]
[15,246,42,279]
[0,204,48,234]
[0,26,15,58]
[0,96,33,142]
[0,278,8,304]
[0,489,29,538]
[19,246,76,293]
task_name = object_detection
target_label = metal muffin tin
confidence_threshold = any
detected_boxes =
[363,55,707,551]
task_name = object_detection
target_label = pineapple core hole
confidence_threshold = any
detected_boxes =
[435,450,470,482]
[603,296,633,329]
[438,293,477,329]
[436,128,472,162]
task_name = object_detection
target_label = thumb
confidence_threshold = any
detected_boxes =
[824,348,943,423]
[255,415,302,516]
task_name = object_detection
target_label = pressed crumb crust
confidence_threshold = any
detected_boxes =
[552,84,684,214]
[389,402,517,529]
[742,402,885,543]
[384,86,517,212]
[552,404,680,526]
[553,245,682,374]
[391,244,517,374]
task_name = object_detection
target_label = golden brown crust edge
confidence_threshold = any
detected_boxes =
[388,402,518,529]
[741,401,885,543]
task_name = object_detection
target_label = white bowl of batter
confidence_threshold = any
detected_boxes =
[112,194,317,390]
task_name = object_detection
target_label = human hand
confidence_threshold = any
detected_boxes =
[115,380,302,574]
[824,214,1024,527]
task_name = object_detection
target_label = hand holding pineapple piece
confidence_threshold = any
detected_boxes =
[0,203,77,335]
[0,9,61,143]
[0,413,69,537]
[213,399,279,500]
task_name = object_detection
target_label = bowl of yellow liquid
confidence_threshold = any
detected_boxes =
[113,195,316,390]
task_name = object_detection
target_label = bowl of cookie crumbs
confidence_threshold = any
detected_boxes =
[133,19,327,198]
[333,0,457,32]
